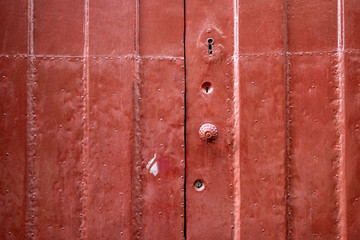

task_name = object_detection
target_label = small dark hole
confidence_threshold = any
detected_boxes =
[207,38,213,44]
[205,86,209,93]
[194,179,203,189]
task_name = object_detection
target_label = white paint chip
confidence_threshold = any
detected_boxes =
[146,153,159,176]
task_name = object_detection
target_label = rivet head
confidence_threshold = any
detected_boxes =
[199,123,218,142]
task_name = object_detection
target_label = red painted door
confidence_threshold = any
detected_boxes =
[1,1,360,240]
[1,0,185,239]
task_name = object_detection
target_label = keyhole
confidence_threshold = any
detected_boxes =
[201,82,213,94]
[207,38,213,56]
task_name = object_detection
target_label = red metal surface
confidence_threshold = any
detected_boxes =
[185,2,235,239]
[0,1,28,239]
[0,57,27,239]
[87,1,135,239]
[237,1,287,239]
[287,1,343,239]
[135,1,185,239]
[1,0,185,239]
[344,1,360,239]
[344,52,360,240]
[1,0,360,240]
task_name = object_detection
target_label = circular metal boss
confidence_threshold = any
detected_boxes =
[199,123,218,142]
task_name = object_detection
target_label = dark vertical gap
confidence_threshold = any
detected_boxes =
[283,0,291,239]
[183,0,187,238]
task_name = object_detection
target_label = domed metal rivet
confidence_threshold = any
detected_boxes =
[199,123,218,142]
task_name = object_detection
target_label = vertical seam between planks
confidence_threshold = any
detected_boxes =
[337,0,347,239]
[183,0,187,238]
[25,0,36,238]
[132,0,142,238]
[283,0,292,239]
[80,0,90,239]
[232,0,241,239]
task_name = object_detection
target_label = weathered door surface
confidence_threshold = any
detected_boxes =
[1,0,360,240]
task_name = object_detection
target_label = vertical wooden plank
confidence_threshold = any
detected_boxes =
[344,1,360,239]
[0,57,27,240]
[87,58,134,239]
[344,52,360,240]
[32,58,84,239]
[287,0,337,52]
[137,1,185,239]
[89,0,135,56]
[138,59,185,239]
[0,0,28,54]
[86,1,135,239]
[238,0,284,53]
[344,0,360,50]
[238,56,286,239]
[30,1,86,238]
[34,0,85,56]
[287,1,341,238]
[0,1,28,239]
[237,1,287,239]
[288,54,340,239]
[139,1,184,57]
[185,1,234,239]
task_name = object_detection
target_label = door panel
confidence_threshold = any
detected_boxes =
[139,0,184,57]
[287,1,341,239]
[138,58,184,239]
[344,53,360,240]
[238,0,284,53]
[87,58,134,239]
[137,1,185,239]
[0,2,28,238]
[31,59,84,239]
[237,1,287,239]
[344,2,360,239]
[87,1,135,239]
[0,0,185,240]
[34,0,85,56]
[288,54,340,239]
[0,57,27,240]
[89,0,135,56]
[238,55,287,239]
[0,0,27,54]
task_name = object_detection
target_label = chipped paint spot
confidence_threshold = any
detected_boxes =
[146,154,159,176]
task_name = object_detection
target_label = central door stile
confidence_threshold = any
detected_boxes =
[184,1,236,239]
